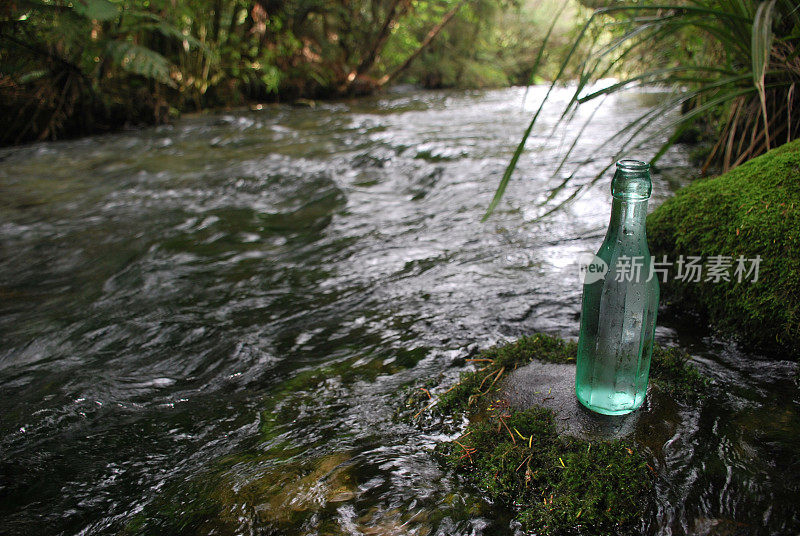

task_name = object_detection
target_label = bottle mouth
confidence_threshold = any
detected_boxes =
[616,159,650,172]
[612,158,652,200]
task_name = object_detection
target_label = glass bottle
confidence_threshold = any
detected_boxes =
[575,159,659,415]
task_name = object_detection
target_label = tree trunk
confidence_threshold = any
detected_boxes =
[377,0,469,87]
[348,0,408,82]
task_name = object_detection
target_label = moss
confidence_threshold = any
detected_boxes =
[650,345,709,396]
[647,139,800,354]
[411,334,707,535]
[482,333,578,368]
[436,334,577,415]
[436,406,653,535]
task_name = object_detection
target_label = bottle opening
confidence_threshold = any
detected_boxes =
[611,159,652,200]
[616,159,650,172]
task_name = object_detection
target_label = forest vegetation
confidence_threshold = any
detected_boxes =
[0,0,588,145]
[1,0,797,179]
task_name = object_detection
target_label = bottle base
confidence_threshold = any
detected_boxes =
[576,396,636,416]
[575,385,643,416]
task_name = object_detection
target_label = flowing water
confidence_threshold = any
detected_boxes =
[0,87,797,535]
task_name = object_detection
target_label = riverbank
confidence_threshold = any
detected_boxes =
[0,0,586,147]
[647,139,800,355]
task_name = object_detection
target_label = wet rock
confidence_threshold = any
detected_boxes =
[128,452,359,534]
[421,333,710,535]
[500,358,690,450]
[502,360,644,440]
[292,98,317,108]
[690,517,752,536]
[357,507,432,536]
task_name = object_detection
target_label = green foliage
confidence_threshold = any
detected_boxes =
[1,0,596,144]
[0,0,212,143]
[72,0,119,21]
[105,41,173,85]
[484,0,800,221]
[391,0,591,89]
[647,139,800,354]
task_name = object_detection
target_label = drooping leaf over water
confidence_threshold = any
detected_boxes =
[483,0,800,221]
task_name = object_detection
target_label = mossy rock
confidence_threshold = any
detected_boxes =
[408,334,707,535]
[404,334,705,421]
[435,334,578,417]
[647,139,800,354]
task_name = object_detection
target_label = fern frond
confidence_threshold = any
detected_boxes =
[105,40,174,86]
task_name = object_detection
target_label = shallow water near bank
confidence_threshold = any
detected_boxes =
[0,86,798,535]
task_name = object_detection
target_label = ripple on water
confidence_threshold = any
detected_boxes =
[0,87,797,535]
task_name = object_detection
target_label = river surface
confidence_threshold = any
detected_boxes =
[0,87,798,535]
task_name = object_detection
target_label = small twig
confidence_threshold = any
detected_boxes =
[454,440,476,463]
[478,366,506,396]
[477,368,498,392]
[441,383,458,395]
[498,415,516,444]
[516,453,533,472]
[412,400,437,419]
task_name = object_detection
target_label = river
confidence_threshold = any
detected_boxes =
[1,87,797,535]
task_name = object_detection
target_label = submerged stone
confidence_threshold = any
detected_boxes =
[126,451,359,534]
[690,517,753,536]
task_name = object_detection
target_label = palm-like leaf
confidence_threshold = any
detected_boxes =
[484,0,800,221]
[752,0,777,149]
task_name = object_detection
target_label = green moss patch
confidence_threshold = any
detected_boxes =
[650,345,709,396]
[436,406,652,535]
[647,139,800,354]
[436,334,577,416]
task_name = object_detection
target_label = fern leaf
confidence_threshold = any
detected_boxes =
[105,41,174,86]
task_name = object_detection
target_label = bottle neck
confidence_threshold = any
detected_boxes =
[606,197,649,244]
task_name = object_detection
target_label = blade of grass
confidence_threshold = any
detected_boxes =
[752,0,777,150]
[521,0,569,109]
